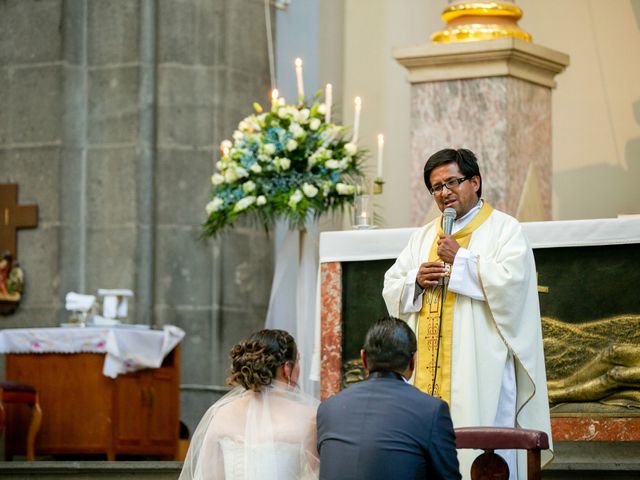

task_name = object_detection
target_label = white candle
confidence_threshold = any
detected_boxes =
[377,134,384,178]
[325,83,333,123]
[271,89,279,109]
[353,96,362,144]
[295,58,304,103]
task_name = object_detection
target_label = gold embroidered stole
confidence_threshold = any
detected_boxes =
[414,203,494,402]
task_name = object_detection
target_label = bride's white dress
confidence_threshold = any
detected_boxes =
[179,382,319,480]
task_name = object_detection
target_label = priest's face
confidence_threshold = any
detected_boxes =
[429,162,480,219]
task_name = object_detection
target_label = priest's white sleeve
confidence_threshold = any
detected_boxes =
[448,247,485,301]
[399,268,423,313]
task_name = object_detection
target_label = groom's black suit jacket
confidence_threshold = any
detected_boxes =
[316,371,461,480]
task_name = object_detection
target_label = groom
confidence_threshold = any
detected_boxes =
[316,317,461,479]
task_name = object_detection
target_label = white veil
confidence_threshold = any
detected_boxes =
[180,380,319,480]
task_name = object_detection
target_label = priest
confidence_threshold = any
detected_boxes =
[383,148,552,479]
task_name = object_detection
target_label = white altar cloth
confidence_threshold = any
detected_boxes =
[319,216,640,262]
[0,325,185,378]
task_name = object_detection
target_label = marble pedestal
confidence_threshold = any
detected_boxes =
[394,38,569,225]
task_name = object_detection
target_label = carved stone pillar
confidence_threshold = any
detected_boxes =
[394,3,569,224]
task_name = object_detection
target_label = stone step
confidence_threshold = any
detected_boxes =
[0,461,182,480]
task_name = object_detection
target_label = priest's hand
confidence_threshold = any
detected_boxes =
[416,261,447,288]
[437,235,460,264]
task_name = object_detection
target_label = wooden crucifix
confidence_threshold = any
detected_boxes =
[0,184,38,258]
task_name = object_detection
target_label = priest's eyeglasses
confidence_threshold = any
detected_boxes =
[429,177,470,195]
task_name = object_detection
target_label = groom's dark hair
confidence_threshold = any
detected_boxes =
[363,317,416,373]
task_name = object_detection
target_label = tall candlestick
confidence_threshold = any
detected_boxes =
[353,96,362,144]
[325,83,332,123]
[295,58,304,103]
[377,134,384,178]
[271,89,279,110]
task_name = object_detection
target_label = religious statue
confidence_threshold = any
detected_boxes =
[543,315,640,411]
[0,250,24,313]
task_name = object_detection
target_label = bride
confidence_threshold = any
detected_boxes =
[179,329,319,480]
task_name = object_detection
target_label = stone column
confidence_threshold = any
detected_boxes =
[394,37,569,224]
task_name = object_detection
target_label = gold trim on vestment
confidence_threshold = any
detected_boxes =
[414,202,494,403]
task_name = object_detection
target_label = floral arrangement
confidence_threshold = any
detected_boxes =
[203,93,366,236]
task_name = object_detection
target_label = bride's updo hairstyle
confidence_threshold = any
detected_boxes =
[228,329,298,392]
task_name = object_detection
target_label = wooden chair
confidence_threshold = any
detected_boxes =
[455,427,549,480]
[0,381,42,461]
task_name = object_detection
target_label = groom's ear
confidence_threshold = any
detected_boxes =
[360,349,368,370]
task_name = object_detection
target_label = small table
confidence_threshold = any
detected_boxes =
[0,326,184,460]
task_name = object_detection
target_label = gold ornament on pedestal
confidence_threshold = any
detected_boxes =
[432,1,532,44]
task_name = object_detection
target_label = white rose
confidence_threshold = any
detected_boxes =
[220,139,232,150]
[205,197,224,215]
[339,158,350,169]
[280,158,291,170]
[336,183,355,195]
[211,173,224,185]
[242,180,256,193]
[215,160,224,170]
[235,166,249,178]
[264,143,276,155]
[288,189,303,207]
[250,163,262,173]
[233,196,256,212]
[299,109,310,121]
[238,120,249,131]
[344,142,358,156]
[232,130,243,141]
[290,123,305,139]
[302,183,319,198]
[278,107,288,118]
[309,118,321,131]
[325,159,340,169]
[286,139,298,151]
[224,169,238,183]
[256,195,267,206]
[318,103,327,114]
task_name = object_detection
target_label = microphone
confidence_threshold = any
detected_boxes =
[440,208,457,287]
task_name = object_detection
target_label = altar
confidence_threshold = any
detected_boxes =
[0,326,185,460]
[317,217,640,443]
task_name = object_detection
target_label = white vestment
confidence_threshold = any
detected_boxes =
[383,206,553,480]
[179,381,319,480]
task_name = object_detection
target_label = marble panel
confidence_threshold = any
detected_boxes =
[551,417,640,442]
[505,77,552,219]
[320,262,342,401]
[409,76,553,224]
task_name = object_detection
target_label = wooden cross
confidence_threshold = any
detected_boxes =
[0,184,38,258]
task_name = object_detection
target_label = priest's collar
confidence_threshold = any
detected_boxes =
[452,199,483,234]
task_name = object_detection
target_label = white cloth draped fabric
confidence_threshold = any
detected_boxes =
[265,220,320,397]
[0,326,184,378]
[179,381,319,480]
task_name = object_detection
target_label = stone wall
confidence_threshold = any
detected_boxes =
[0,0,274,435]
